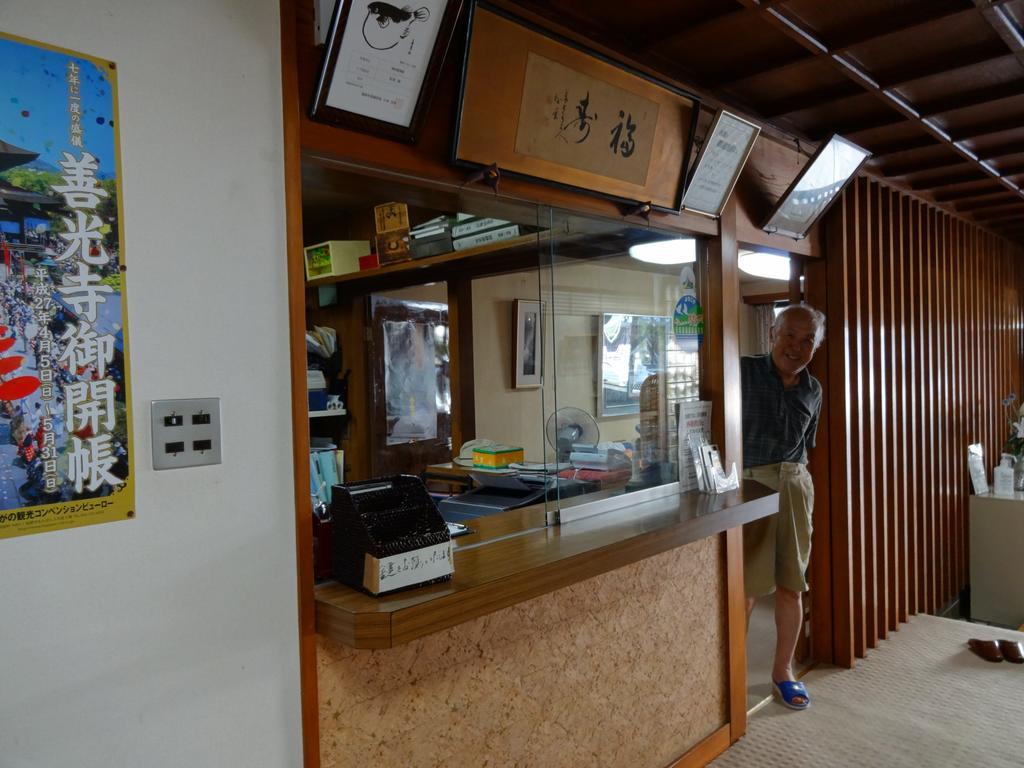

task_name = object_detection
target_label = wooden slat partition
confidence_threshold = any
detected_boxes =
[812,177,1024,662]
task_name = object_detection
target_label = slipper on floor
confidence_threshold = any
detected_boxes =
[771,679,810,710]
[967,638,1003,663]
[999,640,1024,664]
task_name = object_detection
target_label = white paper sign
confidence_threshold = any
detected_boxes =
[364,540,453,594]
[678,400,712,492]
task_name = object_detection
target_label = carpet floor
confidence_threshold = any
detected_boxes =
[711,614,1024,768]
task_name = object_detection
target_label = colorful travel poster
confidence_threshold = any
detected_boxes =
[0,32,133,538]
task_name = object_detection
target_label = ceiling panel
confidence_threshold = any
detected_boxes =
[502,0,1024,244]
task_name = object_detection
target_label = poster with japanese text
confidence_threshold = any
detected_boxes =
[0,32,133,539]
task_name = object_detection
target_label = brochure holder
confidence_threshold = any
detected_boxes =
[687,433,740,494]
[331,475,453,595]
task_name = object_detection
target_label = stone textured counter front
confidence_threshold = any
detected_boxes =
[315,480,778,648]
[317,537,727,768]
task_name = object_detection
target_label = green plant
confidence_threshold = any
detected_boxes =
[1002,393,1024,457]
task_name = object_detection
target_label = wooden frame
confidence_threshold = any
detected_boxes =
[453,1,700,212]
[512,299,541,389]
[681,109,760,218]
[310,0,463,143]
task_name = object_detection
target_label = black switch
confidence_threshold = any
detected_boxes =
[192,412,211,425]
[163,415,183,427]
[165,441,185,454]
[193,439,212,452]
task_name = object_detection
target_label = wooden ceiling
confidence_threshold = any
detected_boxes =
[506,0,1024,244]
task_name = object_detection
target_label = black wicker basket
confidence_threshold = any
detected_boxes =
[331,474,452,595]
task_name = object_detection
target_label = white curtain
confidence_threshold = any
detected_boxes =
[753,304,774,355]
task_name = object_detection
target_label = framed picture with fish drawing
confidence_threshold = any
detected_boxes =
[453,1,701,211]
[311,0,464,143]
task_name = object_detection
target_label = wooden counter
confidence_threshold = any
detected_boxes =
[315,480,778,648]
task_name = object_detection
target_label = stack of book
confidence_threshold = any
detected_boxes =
[451,216,521,251]
[409,214,458,259]
[310,443,345,504]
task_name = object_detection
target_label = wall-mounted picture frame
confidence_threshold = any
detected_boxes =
[310,0,464,143]
[598,313,670,416]
[513,299,541,389]
[453,1,700,211]
[762,134,871,239]
[681,109,760,218]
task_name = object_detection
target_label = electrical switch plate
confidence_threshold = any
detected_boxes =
[151,398,222,470]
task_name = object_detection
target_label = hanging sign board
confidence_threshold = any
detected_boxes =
[0,32,134,539]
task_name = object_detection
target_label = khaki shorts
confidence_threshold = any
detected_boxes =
[743,462,814,597]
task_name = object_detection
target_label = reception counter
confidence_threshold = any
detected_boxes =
[315,480,778,648]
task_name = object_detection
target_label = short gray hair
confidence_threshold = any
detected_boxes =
[773,303,826,349]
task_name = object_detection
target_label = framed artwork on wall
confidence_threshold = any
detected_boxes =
[513,299,541,389]
[310,0,464,143]
[681,109,760,218]
[453,1,700,211]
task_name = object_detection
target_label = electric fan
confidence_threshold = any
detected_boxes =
[544,406,600,461]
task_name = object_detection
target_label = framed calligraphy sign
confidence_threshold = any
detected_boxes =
[311,0,464,143]
[452,2,700,211]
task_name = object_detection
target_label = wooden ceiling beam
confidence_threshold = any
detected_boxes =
[973,211,1024,225]
[807,114,909,142]
[714,51,817,90]
[948,114,1024,142]
[937,186,1015,204]
[863,135,940,157]
[972,202,1024,218]
[730,0,1024,207]
[876,44,1011,90]
[643,7,749,51]
[908,166,985,189]
[916,80,1024,117]
[980,143,1024,162]
[877,155,968,178]
[760,83,864,118]
[931,180,1005,201]
[957,195,1021,212]
[825,3,978,53]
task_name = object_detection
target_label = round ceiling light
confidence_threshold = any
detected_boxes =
[628,238,696,265]
[738,250,790,280]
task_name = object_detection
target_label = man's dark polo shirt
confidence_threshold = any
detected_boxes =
[741,354,822,468]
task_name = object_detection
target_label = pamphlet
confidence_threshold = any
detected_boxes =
[678,401,712,492]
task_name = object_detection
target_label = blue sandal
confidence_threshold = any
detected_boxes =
[772,679,810,710]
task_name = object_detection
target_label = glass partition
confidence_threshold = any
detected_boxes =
[539,208,704,523]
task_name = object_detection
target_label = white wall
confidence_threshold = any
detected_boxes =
[0,3,301,767]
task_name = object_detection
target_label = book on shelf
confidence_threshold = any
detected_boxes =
[451,216,510,238]
[309,447,344,503]
[452,223,521,251]
[411,233,454,260]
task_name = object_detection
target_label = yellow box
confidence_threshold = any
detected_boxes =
[374,202,409,234]
[304,240,370,280]
[472,444,524,468]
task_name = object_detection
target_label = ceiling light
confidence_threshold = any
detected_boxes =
[739,251,790,281]
[628,239,696,265]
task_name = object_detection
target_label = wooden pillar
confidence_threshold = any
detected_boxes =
[704,198,746,742]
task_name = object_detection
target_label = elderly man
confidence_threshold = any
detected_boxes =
[742,303,824,711]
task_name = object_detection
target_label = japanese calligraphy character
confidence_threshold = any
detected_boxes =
[609,111,637,158]
[65,379,117,435]
[58,321,115,378]
[58,263,113,322]
[68,433,123,493]
[57,210,108,264]
[555,90,598,144]
[53,152,109,210]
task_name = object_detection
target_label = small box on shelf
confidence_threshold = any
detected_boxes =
[304,240,370,280]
